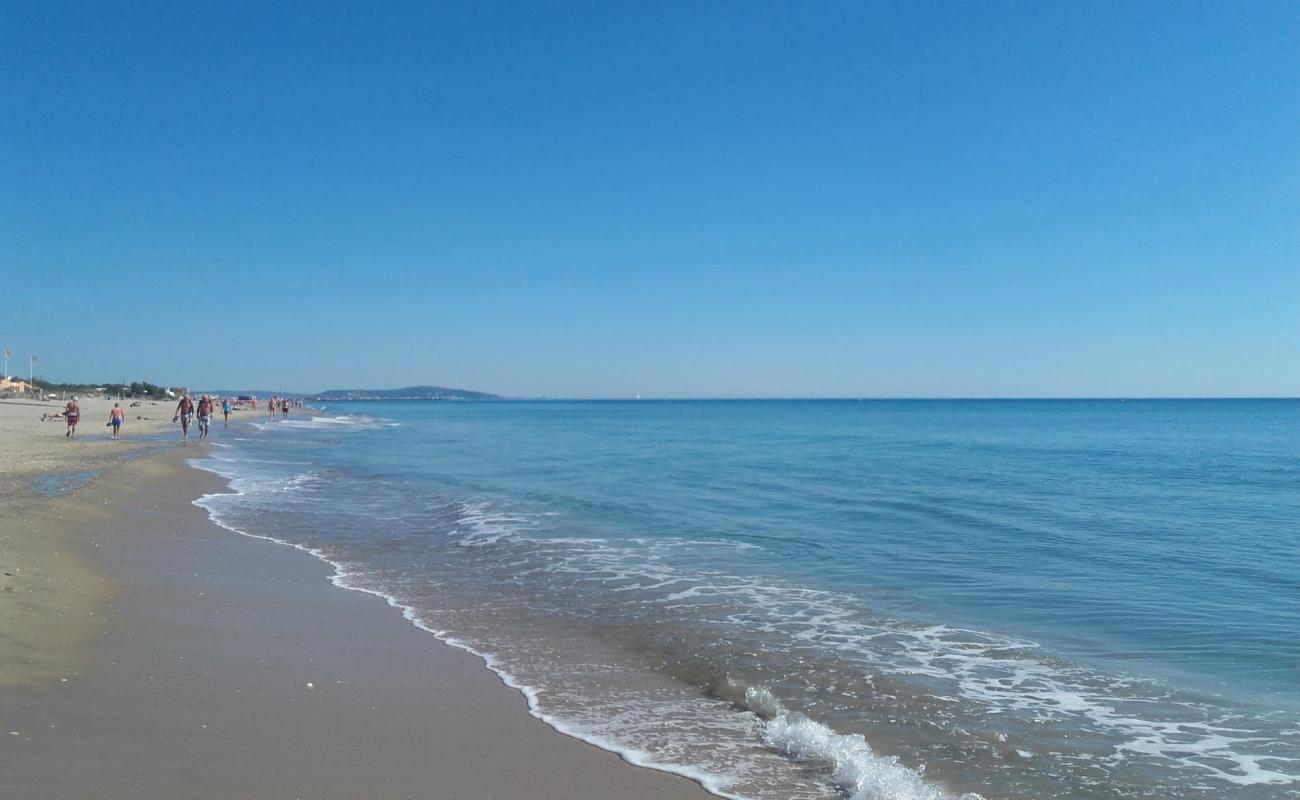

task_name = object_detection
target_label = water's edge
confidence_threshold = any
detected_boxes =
[186,458,753,800]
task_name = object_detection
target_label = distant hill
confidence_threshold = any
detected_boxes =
[308,385,500,401]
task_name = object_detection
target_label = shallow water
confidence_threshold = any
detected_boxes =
[193,400,1300,799]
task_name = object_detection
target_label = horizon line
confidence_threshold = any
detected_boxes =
[303,395,1299,402]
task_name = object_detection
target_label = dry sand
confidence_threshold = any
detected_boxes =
[0,395,247,482]
[0,447,717,798]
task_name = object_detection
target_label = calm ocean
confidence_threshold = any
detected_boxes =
[192,399,1299,800]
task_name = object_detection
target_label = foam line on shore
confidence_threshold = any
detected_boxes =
[740,685,983,800]
[186,458,751,800]
[186,430,993,800]
[187,455,981,800]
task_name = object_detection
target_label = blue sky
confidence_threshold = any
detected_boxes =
[2,1,1297,397]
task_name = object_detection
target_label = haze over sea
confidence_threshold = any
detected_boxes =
[194,399,1299,800]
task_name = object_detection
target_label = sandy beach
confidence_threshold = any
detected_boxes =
[0,395,222,483]
[0,395,187,692]
[0,432,715,797]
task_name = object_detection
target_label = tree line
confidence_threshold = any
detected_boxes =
[26,379,174,399]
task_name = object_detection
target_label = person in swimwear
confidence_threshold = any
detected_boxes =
[281,398,290,419]
[197,395,214,438]
[109,402,124,439]
[173,394,194,440]
[222,397,232,426]
[65,395,80,437]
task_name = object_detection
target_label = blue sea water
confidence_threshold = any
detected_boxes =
[192,399,1299,800]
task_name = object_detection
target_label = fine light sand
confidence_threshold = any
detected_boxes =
[0,450,716,799]
[0,396,251,692]
[0,396,244,481]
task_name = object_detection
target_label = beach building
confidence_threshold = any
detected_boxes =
[0,377,35,395]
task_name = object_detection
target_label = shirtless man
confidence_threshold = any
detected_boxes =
[197,395,214,438]
[109,402,125,439]
[173,394,194,440]
[65,395,80,437]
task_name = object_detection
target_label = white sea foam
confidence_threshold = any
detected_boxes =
[184,434,1300,799]
[452,499,539,546]
[189,448,974,800]
[505,532,1300,790]
[246,413,398,433]
[186,457,756,800]
[748,686,982,800]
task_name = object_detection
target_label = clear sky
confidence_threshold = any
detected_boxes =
[2,1,1297,397]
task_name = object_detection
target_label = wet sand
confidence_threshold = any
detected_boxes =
[0,451,715,799]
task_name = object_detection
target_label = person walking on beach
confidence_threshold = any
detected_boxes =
[108,402,124,439]
[197,395,214,438]
[281,398,290,420]
[174,394,194,440]
[64,396,80,437]
[222,397,232,426]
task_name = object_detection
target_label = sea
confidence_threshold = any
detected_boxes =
[190,399,1299,800]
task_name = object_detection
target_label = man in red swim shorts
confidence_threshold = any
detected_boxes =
[64,396,80,437]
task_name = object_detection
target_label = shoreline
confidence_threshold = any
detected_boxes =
[193,468,749,800]
[0,447,716,798]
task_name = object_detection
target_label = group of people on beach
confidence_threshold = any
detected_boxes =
[57,395,124,439]
[54,393,291,441]
[173,394,235,440]
[266,397,300,420]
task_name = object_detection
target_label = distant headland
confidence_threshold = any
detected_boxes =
[307,385,500,401]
